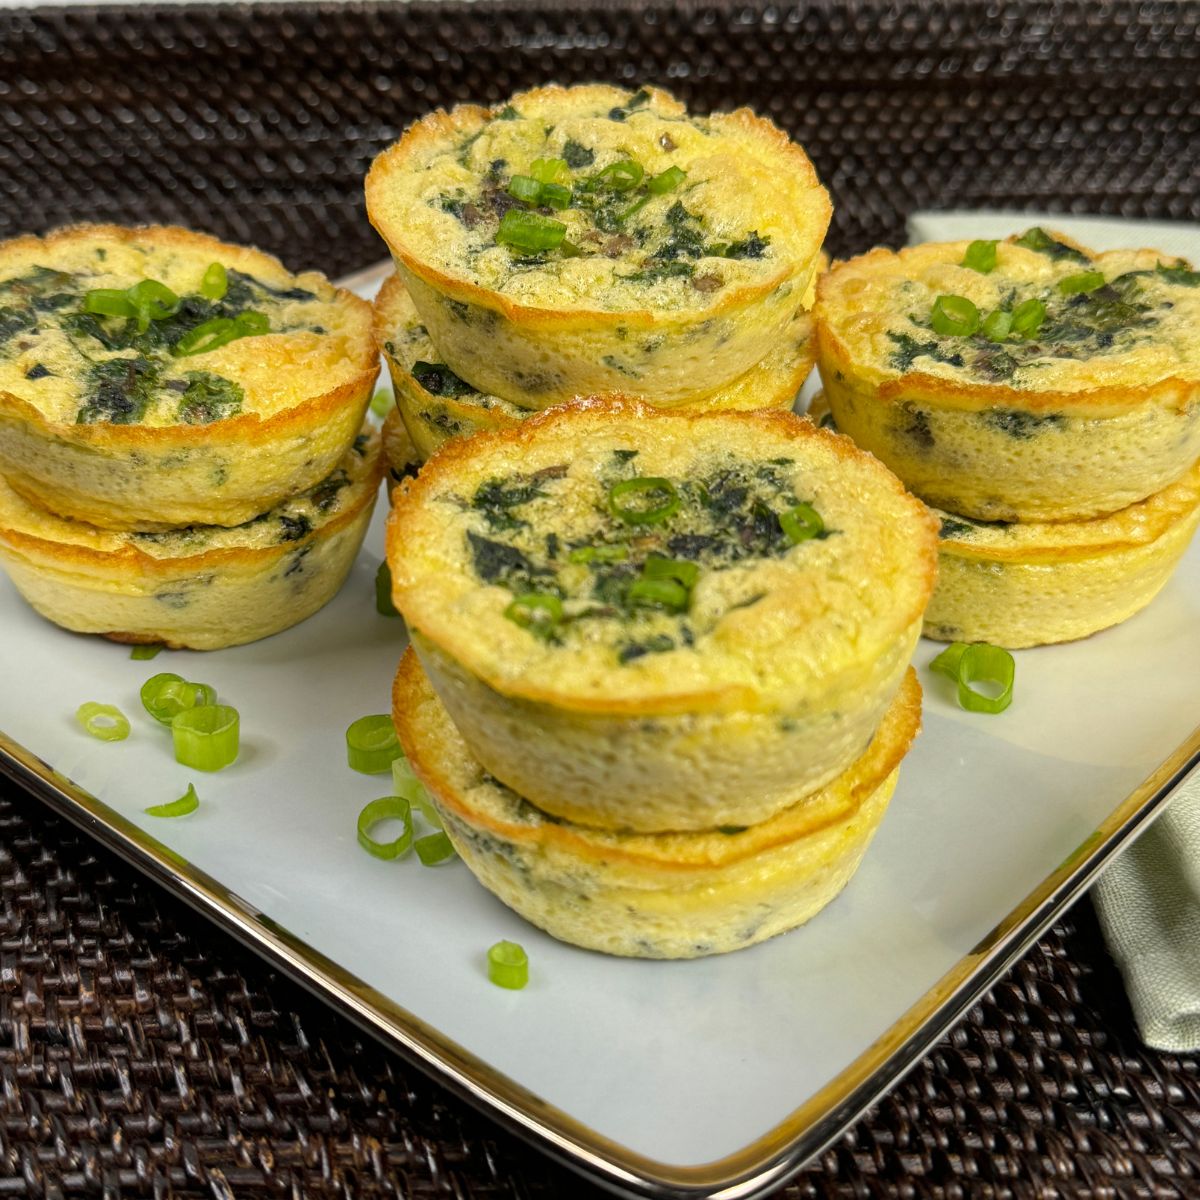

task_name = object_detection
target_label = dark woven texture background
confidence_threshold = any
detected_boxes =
[2,0,1199,272]
[2,0,1200,1195]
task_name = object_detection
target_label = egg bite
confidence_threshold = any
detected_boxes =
[0,425,384,650]
[373,272,817,460]
[386,398,937,833]
[814,230,1200,522]
[393,649,920,959]
[0,224,377,530]
[926,457,1200,647]
[365,84,830,410]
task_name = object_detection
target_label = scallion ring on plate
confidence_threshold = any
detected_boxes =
[608,476,680,525]
[487,940,529,990]
[930,642,1015,714]
[75,702,131,742]
[130,644,163,661]
[415,831,457,866]
[357,795,413,860]
[145,783,200,818]
[140,673,216,725]
[171,704,240,771]
[391,755,443,829]
[346,714,402,774]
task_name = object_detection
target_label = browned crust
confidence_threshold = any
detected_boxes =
[392,649,921,871]
[938,457,1200,563]
[813,241,1199,414]
[387,396,939,714]
[365,84,831,331]
[0,438,386,577]
[0,223,378,446]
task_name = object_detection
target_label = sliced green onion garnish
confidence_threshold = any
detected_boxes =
[495,209,567,253]
[415,831,456,866]
[504,592,564,639]
[130,644,163,660]
[356,796,412,860]
[981,309,1013,342]
[200,262,228,300]
[1010,297,1047,339]
[594,159,644,192]
[172,312,268,357]
[647,165,686,194]
[127,279,180,332]
[643,555,699,588]
[507,174,543,205]
[234,310,269,336]
[346,714,402,774]
[539,182,572,211]
[931,294,981,337]
[370,388,393,418]
[375,561,400,617]
[487,940,529,990]
[628,577,689,611]
[608,476,680,525]
[568,544,629,564]
[83,288,136,318]
[392,756,441,826]
[140,673,216,725]
[75,702,130,742]
[172,704,240,771]
[930,642,1015,715]
[961,240,998,273]
[172,317,238,356]
[780,502,823,544]
[145,783,199,818]
[1057,270,1106,295]
[530,157,569,184]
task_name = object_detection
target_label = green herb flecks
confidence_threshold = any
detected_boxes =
[412,361,475,398]
[177,371,244,424]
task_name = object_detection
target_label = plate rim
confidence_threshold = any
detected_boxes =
[3,716,1197,1200]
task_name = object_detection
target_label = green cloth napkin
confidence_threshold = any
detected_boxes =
[906,210,1200,1052]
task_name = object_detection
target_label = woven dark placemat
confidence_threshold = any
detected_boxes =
[2,777,1199,1199]
[1,0,1198,274]
[2,0,1200,1194]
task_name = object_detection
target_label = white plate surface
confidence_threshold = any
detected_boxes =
[2,248,1198,1195]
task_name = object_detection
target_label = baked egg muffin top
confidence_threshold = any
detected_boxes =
[0,225,374,429]
[366,84,831,315]
[817,229,1200,399]
[388,400,937,711]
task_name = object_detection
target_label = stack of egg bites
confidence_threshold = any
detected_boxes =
[371,84,940,959]
[0,225,382,650]
[365,84,830,466]
[814,229,1200,648]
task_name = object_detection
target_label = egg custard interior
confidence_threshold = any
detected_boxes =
[0,226,369,429]
[818,229,1200,396]
[369,85,828,315]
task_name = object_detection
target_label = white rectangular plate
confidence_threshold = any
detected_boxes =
[2,262,1198,1200]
